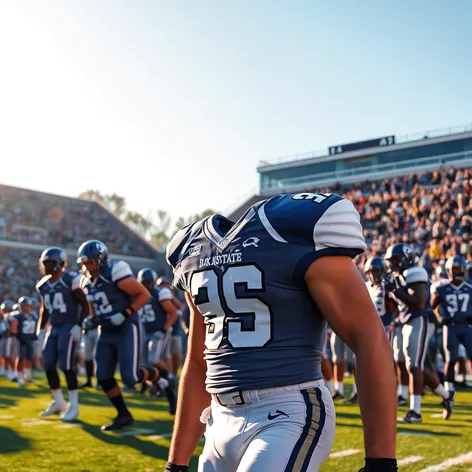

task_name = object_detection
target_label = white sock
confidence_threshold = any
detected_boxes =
[52,389,65,404]
[325,380,334,396]
[401,385,408,398]
[351,382,357,394]
[445,381,455,393]
[24,368,31,379]
[433,384,449,400]
[335,381,344,395]
[410,395,422,414]
[158,378,169,389]
[68,390,79,407]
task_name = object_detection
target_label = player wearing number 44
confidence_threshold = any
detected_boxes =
[78,240,176,431]
[165,193,398,472]
[36,247,91,422]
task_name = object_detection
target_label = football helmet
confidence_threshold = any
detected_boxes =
[39,247,67,275]
[364,257,386,283]
[445,255,467,283]
[384,243,415,273]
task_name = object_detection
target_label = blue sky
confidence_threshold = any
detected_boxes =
[0,1,471,224]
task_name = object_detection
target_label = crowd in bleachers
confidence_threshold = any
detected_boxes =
[0,185,156,258]
[315,167,472,275]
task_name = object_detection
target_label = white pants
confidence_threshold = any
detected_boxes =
[198,380,335,472]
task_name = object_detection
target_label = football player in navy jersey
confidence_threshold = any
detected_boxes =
[137,268,178,406]
[37,247,90,422]
[78,240,175,430]
[165,193,398,472]
[431,256,472,403]
[4,301,20,381]
[384,243,452,424]
[0,300,14,377]
[10,297,38,386]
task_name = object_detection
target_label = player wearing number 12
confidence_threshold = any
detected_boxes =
[78,240,175,431]
[36,247,90,422]
[165,193,398,472]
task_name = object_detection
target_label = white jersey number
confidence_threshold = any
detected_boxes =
[141,304,156,323]
[445,293,470,316]
[44,292,67,314]
[23,319,37,335]
[88,292,113,316]
[190,265,272,350]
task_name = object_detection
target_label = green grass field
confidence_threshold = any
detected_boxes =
[1,376,471,471]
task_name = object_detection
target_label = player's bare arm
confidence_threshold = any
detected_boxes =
[430,293,445,324]
[388,282,426,310]
[160,299,178,331]
[306,256,397,459]
[117,277,151,313]
[168,292,210,468]
[38,296,50,330]
[72,288,91,323]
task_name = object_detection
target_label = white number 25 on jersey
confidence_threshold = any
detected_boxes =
[190,265,272,350]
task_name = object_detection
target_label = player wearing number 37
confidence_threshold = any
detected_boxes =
[36,247,91,422]
[165,193,398,472]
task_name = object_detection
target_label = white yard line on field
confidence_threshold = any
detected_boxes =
[22,420,51,426]
[398,431,434,436]
[116,428,155,436]
[0,415,14,420]
[398,456,424,466]
[418,451,472,472]
[330,449,361,458]
[147,432,172,440]
[430,413,443,418]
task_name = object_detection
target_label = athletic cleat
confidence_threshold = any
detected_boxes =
[397,395,408,406]
[165,377,177,415]
[41,401,67,417]
[79,381,93,389]
[397,409,422,424]
[61,404,79,422]
[332,391,344,401]
[101,413,134,431]
[346,392,359,403]
[442,391,455,420]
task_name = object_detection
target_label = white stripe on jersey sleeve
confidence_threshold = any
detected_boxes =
[430,279,447,296]
[257,203,288,243]
[158,287,173,302]
[313,199,366,252]
[71,274,82,291]
[404,266,428,284]
[111,261,133,282]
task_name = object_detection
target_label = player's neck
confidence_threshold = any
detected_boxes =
[49,271,65,282]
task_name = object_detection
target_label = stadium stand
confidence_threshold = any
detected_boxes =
[0,184,167,301]
[229,167,472,276]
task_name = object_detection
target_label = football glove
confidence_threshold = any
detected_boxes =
[383,273,400,293]
[82,316,99,332]
[465,314,472,324]
[439,317,452,326]
[69,325,82,343]
[110,313,126,326]
[359,458,398,471]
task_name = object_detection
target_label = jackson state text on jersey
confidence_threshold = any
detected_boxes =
[36,272,82,326]
[167,193,366,394]
[389,266,431,324]
[431,280,472,323]
[80,261,137,333]
[140,287,173,334]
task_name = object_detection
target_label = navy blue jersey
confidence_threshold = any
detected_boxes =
[16,312,38,342]
[389,266,431,324]
[366,281,391,327]
[80,260,138,333]
[0,316,7,338]
[36,272,82,326]
[141,287,173,334]
[167,192,366,394]
[431,280,472,323]
[171,308,182,336]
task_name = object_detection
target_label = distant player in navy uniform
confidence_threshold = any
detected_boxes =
[431,256,472,403]
[77,240,175,431]
[0,300,15,377]
[165,193,398,472]
[10,297,38,386]
[384,243,452,424]
[36,247,90,422]
[137,268,177,400]
[3,301,20,381]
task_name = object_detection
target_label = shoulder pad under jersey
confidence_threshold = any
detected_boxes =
[404,266,429,284]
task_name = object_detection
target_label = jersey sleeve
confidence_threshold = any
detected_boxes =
[166,219,207,290]
[70,273,82,291]
[404,267,429,284]
[111,261,133,282]
[158,287,173,302]
[431,280,445,297]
